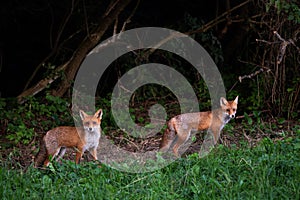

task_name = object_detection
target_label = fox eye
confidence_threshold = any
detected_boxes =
[233,109,236,112]
[226,109,230,112]
[84,122,89,126]
[93,121,97,125]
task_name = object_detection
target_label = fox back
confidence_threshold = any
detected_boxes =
[159,96,238,157]
[34,109,103,167]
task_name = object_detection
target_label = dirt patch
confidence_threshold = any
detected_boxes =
[1,116,295,171]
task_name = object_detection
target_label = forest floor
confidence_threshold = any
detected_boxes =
[0,113,297,171]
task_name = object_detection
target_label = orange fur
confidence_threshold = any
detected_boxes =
[34,109,102,167]
[159,96,238,157]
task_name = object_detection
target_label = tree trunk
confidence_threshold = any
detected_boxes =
[17,0,132,102]
[53,0,132,97]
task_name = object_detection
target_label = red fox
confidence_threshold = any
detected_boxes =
[34,109,103,167]
[159,96,238,157]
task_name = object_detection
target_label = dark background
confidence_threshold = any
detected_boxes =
[0,0,299,118]
[0,0,244,97]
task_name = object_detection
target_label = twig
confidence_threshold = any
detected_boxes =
[89,0,140,54]
[242,129,252,145]
[255,38,278,45]
[235,110,270,119]
[83,0,90,37]
[186,0,250,35]
[228,81,238,93]
[273,31,299,64]
[119,83,133,93]
[229,60,272,92]
[104,0,121,17]
[119,0,140,36]
[24,0,75,91]
[140,0,251,59]
[112,16,118,42]
[17,61,71,103]
[238,67,271,83]
[119,135,140,150]
[273,31,285,41]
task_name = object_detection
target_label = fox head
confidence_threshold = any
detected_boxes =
[220,96,238,121]
[79,109,103,132]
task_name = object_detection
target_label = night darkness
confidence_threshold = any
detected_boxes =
[0,0,238,97]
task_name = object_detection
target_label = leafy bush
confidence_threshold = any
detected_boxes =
[267,0,300,23]
[1,95,72,144]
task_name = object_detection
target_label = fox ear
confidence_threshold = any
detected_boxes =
[79,110,88,120]
[234,96,239,104]
[220,97,228,106]
[94,109,103,119]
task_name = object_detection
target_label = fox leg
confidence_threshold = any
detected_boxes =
[159,128,175,152]
[75,146,84,164]
[43,139,61,166]
[90,148,98,160]
[172,129,191,157]
[43,158,50,167]
[43,147,61,167]
[56,147,66,161]
[75,152,83,164]
[209,125,221,145]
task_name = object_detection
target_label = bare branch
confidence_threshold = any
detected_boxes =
[119,0,140,34]
[235,110,270,119]
[273,31,295,64]
[238,67,271,83]
[255,38,278,45]
[112,16,119,42]
[140,0,251,60]
[82,0,90,37]
[186,0,250,35]
[89,0,140,54]
[23,0,76,91]
[104,0,121,16]
[273,31,285,41]
[18,0,133,102]
[17,61,71,103]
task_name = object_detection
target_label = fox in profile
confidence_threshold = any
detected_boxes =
[34,109,103,167]
[159,96,238,157]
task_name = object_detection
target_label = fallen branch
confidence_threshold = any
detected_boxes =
[17,61,70,103]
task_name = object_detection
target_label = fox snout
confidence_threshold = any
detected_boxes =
[226,109,236,119]
[86,126,98,132]
[229,113,236,118]
[83,124,95,132]
[82,121,100,133]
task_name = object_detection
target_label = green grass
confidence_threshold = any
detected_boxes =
[1,137,299,200]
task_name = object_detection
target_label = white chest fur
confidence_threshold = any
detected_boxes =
[83,129,101,152]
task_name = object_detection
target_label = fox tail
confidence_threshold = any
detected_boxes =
[34,138,47,168]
